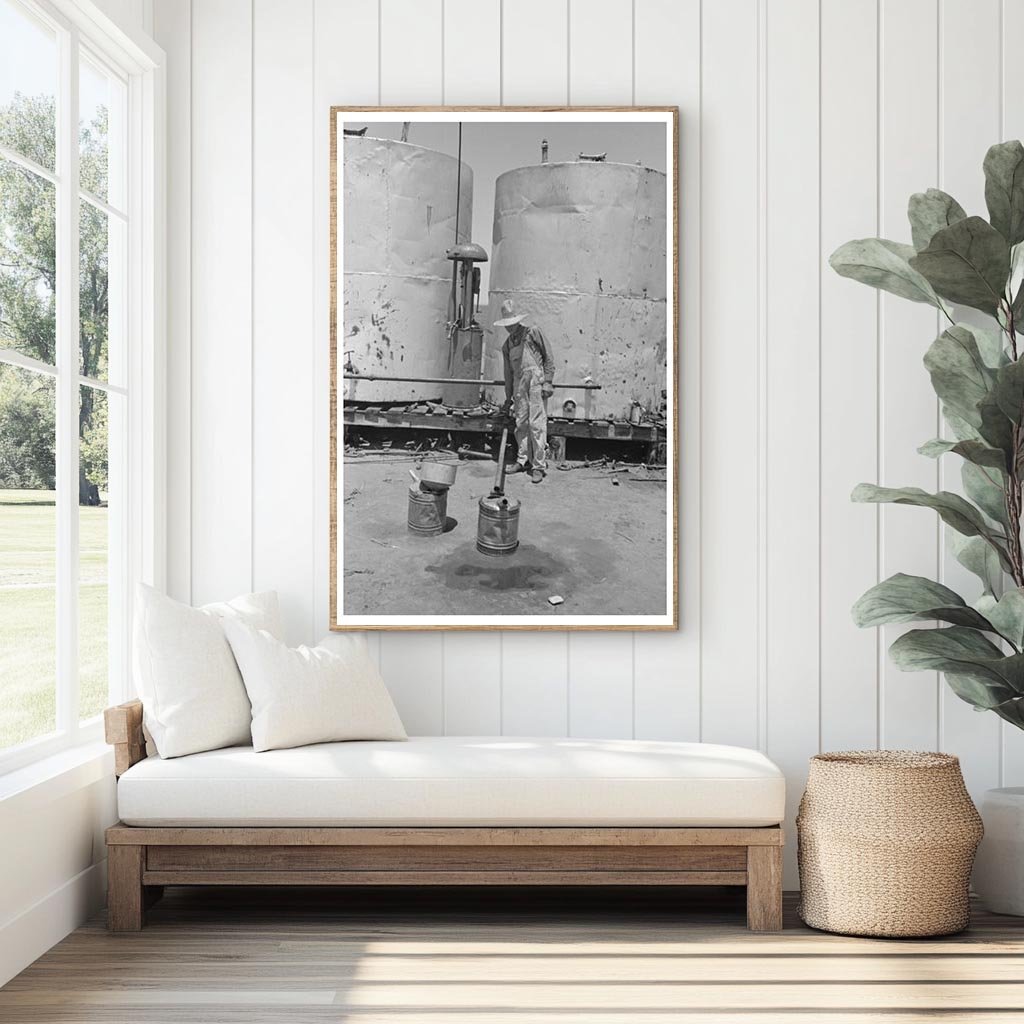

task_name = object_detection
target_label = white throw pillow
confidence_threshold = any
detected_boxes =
[223,622,407,752]
[133,584,283,758]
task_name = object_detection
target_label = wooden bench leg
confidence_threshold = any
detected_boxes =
[108,845,145,932]
[746,845,783,931]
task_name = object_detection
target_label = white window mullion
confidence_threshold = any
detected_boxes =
[55,24,81,734]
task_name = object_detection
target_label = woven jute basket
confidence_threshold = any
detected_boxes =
[797,751,983,938]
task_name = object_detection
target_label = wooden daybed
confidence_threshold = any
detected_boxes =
[104,700,785,932]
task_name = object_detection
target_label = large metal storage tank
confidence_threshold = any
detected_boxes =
[485,161,667,421]
[341,136,473,404]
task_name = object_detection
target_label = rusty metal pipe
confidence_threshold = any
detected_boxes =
[343,374,602,390]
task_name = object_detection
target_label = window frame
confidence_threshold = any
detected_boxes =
[0,0,164,775]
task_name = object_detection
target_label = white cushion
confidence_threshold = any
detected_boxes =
[223,622,407,752]
[133,585,283,759]
[116,736,786,827]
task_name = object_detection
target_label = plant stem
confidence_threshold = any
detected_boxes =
[1005,307,1024,587]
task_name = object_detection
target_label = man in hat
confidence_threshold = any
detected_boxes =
[494,299,555,483]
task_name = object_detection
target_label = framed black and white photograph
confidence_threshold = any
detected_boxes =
[330,107,678,630]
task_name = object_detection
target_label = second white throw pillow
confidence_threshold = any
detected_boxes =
[223,622,407,752]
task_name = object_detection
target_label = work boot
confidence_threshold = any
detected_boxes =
[531,468,546,484]
[507,462,530,475]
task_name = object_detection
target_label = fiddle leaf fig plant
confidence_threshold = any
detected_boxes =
[832,140,1024,731]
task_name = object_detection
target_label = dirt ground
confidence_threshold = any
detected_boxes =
[341,456,668,618]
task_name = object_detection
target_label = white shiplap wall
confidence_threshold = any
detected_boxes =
[153,0,1024,883]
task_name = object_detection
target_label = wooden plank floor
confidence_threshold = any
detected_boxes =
[3,886,1024,1022]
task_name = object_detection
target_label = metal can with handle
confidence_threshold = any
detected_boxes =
[476,494,521,555]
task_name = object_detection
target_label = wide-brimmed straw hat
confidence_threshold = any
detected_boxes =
[493,299,526,328]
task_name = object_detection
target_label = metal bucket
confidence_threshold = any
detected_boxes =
[476,494,521,556]
[416,461,459,492]
[408,486,447,536]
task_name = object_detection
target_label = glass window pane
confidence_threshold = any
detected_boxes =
[80,203,123,383]
[0,158,56,364]
[0,0,57,172]
[0,362,56,750]
[79,384,111,723]
[79,51,125,209]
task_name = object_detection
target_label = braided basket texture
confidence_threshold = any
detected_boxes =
[797,751,983,937]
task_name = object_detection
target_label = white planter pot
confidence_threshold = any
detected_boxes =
[973,787,1024,916]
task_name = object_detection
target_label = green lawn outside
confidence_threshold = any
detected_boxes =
[0,489,109,751]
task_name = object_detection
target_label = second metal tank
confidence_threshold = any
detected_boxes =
[341,135,473,404]
[484,160,668,421]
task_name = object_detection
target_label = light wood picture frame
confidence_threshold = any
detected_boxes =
[330,107,679,631]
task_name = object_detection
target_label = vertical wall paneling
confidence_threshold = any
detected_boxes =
[444,639,502,734]
[500,0,568,104]
[153,0,190,603]
[877,0,941,751]
[380,0,443,105]
[938,0,1002,795]
[501,633,569,736]
[439,0,504,733]
[561,0,636,740]
[380,633,445,734]
[442,0,500,106]
[312,0,380,642]
[631,0,701,743]
[568,0,633,104]
[764,0,821,881]
[567,633,635,738]
[189,0,253,605]
[314,0,379,105]
[698,0,761,749]
[1001,0,1024,786]
[252,0,316,646]
[818,0,879,752]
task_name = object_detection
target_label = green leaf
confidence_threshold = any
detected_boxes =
[908,188,968,251]
[852,573,994,630]
[830,238,942,307]
[918,437,1007,470]
[942,407,983,442]
[968,322,1011,368]
[851,483,1010,565]
[1011,279,1024,326]
[944,671,1023,713]
[993,357,1024,423]
[962,461,1009,527]
[923,325,997,428]
[1009,241,1024,300]
[889,627,1024,704]
[978,391,1016,458]
[984,140,1024,246]
[985,687,1024,728]
[950,533,1004,596]
[977,589,1024,649]
[909,216,1011,314]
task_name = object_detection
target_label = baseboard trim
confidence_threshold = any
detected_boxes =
[0,859,106,987]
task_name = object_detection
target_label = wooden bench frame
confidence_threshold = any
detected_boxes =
[104,700,784,932]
